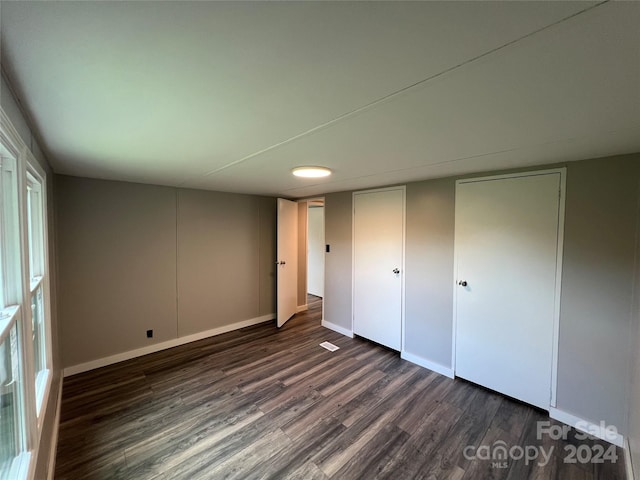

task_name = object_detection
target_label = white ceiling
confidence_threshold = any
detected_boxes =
[1,1,639,198]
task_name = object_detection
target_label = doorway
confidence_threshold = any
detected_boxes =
[278,198,325,328]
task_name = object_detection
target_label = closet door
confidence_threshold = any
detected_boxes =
[454,172,562,410]
[353,188,404,350]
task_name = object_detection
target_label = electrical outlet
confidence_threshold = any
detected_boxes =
[146,329,153,338]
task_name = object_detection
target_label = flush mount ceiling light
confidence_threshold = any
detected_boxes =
[291,166,332,178]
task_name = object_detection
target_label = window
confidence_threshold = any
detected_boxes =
[0,109,52,479]
[26,171,49,412]
[0,145,29,479]
[0,323,28,479]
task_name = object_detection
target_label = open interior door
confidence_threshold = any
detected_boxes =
[276,198,298,328]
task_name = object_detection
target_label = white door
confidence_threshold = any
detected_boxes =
[454,172,562,410]
[307,205,324,297]
[353,188,404,350]
[277,198,298,328]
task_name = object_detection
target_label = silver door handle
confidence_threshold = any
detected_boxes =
[458,280,467,287]
[393,268,400,274]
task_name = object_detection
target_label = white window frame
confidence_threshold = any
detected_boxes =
[0,126,33,480]
[1,107,53,480]
[0,314,32,480]
[0,140,22,312]
[24,157,52,419]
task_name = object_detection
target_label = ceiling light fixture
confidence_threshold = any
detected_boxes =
[291,166,332,178]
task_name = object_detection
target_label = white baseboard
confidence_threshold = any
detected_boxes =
[549,407,624,447]
[321,319,353,338]
[47,381,63,480]
[401,351,455,379]
[296,304,308,313]
[625,438,635,480]
[63,313,275,377]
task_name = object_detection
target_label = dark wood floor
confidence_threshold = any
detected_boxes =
[55,295,625,479]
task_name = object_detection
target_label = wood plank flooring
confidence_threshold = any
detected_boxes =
[55,296,626,479]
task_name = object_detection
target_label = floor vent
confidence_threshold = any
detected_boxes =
[319,341,340,352]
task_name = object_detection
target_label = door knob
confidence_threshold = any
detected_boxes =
[393,268,400,274]
[458,280,468,287]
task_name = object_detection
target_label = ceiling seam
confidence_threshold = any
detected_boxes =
[280,121,639,194]
[280,145,529,194]
[181,0,609,186]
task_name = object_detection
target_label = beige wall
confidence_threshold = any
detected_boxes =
[56,176,276,368]
[323,154,640,436]
[177,189,274,335]
[1,72,61,480]
[259,198,277,315]
[556,156,640,434]
[404,178,456,368]
[324,191,353,329]
[57,177,178,365]
[629,177,640,475]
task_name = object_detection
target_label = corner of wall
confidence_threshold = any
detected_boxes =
[625,170,640,479]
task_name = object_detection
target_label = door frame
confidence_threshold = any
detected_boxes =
[451,168,566,408]
[352,186,406,351]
